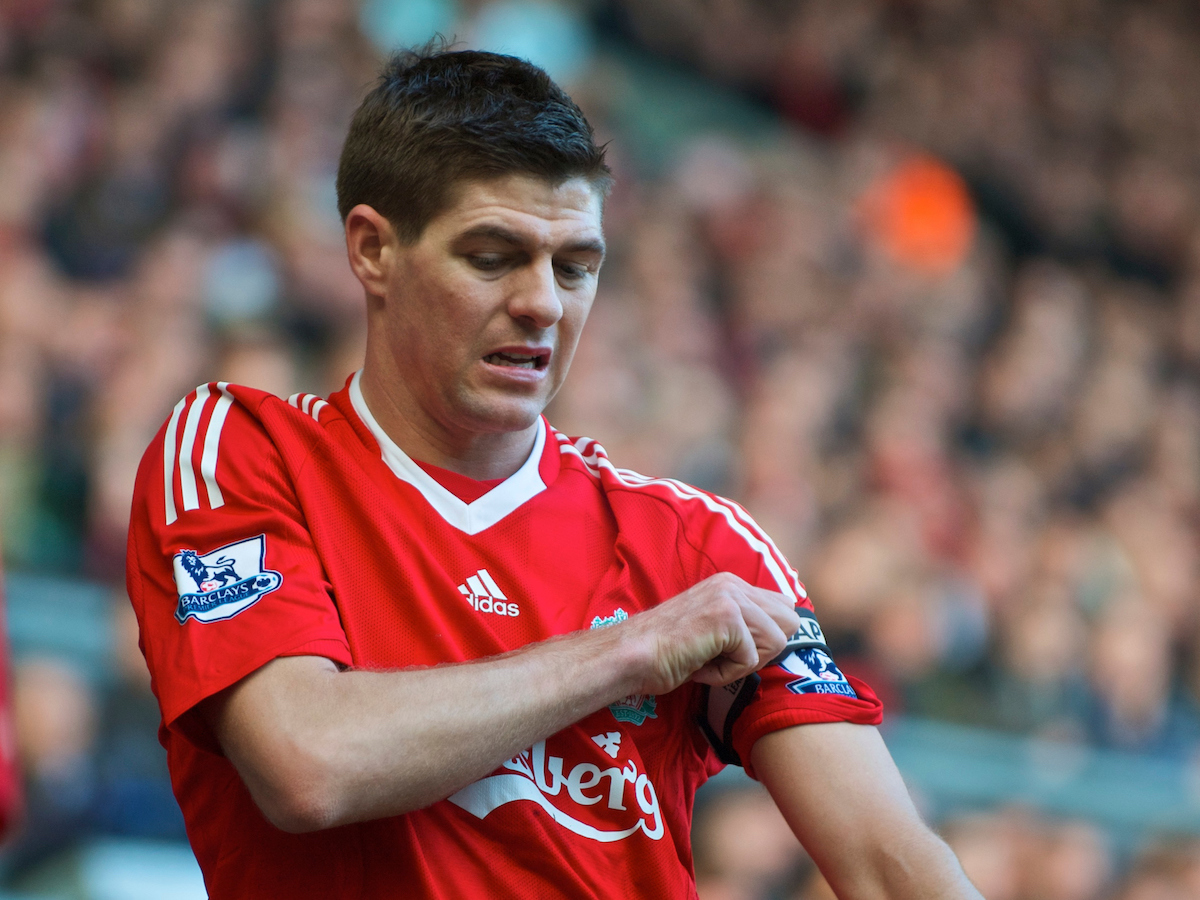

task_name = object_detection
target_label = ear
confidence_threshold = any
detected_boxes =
[344,204,399,299]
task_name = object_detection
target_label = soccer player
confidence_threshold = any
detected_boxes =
[126,48,983,899]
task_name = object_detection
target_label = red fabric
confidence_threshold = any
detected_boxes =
[412,460,504,503]
[733,676,884,780]
[126,376,881,900]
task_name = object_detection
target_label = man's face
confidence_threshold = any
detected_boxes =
[371,174,605,443]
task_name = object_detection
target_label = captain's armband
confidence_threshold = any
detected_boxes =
[770,607,857,700]
[698,673,761,767]
[698,606,855,765]
[766,607,829,665]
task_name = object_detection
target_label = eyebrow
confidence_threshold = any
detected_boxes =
[457,225,606,259]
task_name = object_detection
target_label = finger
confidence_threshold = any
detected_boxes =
[735,598,787,661]
[715,609,760,671]
[691,655,756,687]
[741,585,803,634]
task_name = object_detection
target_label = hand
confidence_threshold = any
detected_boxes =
[621,573,801,696]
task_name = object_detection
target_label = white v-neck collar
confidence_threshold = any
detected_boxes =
[348,370,547,535]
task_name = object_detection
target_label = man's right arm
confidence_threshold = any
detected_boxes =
[202,572,799,833]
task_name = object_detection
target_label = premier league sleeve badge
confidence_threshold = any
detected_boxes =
[770,608,857,698]
[171,535,283,624]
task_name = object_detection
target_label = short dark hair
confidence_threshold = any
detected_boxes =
[336,45,611,243]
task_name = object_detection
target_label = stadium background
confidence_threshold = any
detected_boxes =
[3,0,1200,896]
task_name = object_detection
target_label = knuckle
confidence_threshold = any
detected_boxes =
[709,572,740,591]
[714,593,742,622]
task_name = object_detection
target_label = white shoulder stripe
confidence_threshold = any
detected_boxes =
[556,436,804,601]
[287,392,327,422]
[177,384,210,512]
[163,397,187,525]
[200,382,233,509]
[618,468,806,599]
[164,382,237,525]
[711,495,806,598]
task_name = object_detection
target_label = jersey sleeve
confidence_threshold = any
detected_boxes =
[125,384,351,750]
[681,494,883,779]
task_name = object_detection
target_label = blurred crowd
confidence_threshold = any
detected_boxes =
[3,0,1200,896]
[691,783,1200,900]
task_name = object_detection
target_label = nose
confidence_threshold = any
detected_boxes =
[507,258,563,329]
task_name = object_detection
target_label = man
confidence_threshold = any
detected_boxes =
[127,48,982,898]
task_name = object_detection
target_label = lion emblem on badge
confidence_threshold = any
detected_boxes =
[178,550,240,592]
[779,648,856,697]
[781,649,841,682]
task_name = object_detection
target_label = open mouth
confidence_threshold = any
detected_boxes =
[483,351,549,370]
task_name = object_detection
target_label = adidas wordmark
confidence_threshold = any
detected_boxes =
[458,569,520,617]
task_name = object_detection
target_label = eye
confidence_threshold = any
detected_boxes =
[468,254,507,272]
[555,261,590,282]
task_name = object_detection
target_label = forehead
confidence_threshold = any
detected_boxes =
[428,174,605,243]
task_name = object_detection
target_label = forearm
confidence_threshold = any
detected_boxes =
[843,828,981,900]
[209,572,801,832]
[754,724,983,900]
[212,625,647,831]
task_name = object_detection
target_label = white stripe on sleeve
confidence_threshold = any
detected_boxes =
[556,436,803,601]
[162,396,187,525]
[177,384,210,512]
[200,382,233,510]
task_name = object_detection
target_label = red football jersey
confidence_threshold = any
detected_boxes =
[126,373,882,899]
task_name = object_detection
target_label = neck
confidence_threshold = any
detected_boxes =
[357,365,538,481]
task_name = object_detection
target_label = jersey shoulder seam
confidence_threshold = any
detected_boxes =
[160,382,318,527]
[553,430,804,600]
[552,431,722,577]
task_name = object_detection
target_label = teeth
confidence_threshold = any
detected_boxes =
[486,352,539,368]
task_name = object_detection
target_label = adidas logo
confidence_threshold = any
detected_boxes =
[458,569,520,618]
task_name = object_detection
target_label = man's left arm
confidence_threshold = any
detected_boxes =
[752,722,983,900]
